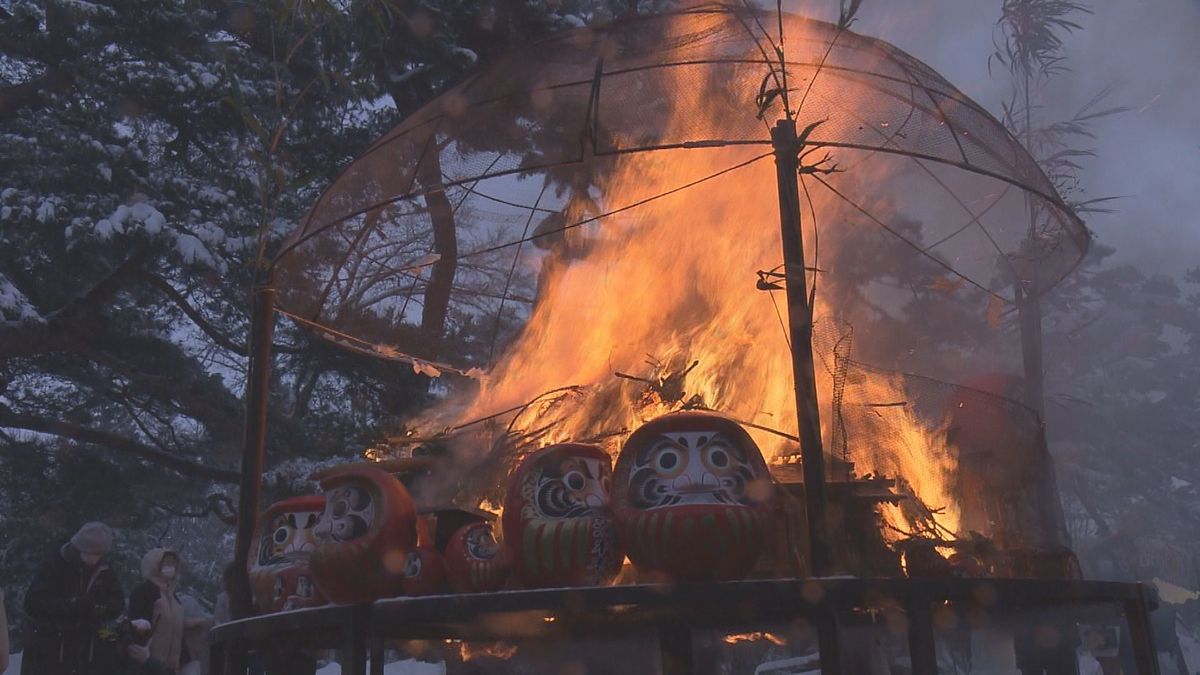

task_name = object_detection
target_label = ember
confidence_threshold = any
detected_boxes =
[723,631,787,646]
[458,640,519,662]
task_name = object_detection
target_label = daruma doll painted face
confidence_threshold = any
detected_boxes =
[248,495,327,613]
[612,411,775,582]
[444,521,509,593]
[502,443,622,588]
[310,466,417,604]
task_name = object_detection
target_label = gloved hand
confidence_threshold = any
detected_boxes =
[127,642,151,664]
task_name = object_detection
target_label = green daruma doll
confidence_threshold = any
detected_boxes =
[502,443,622,588]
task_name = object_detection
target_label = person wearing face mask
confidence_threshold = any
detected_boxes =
[128,549,188,674]
[21,521,125,675]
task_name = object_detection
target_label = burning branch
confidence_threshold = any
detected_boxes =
[615,357,700,409]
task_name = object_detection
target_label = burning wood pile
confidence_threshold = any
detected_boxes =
[246,365,1075,617]
[255,1,1089,620]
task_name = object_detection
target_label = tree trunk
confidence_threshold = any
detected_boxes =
[418,149,457,342]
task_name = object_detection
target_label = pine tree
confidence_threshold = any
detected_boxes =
[0,0,646,631]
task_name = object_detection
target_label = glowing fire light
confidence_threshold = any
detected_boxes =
[724,631,787,646]
[459,641,519,662]
[415,12,960,540]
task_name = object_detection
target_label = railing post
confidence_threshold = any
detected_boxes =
[370,629,385,675]
[209,638,228,675]
[660,621,694,675]
[907,596,938,675]
[1124,586,1161,675]
[341,605,370,675]
[817,609,843,675]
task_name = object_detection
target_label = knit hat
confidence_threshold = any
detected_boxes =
[70,522,114,555]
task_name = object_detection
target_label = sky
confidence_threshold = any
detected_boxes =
[784,0,1200,277]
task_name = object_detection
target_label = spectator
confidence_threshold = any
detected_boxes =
[178,595,210,675]
[21,521,125,675]
[129,549,187,674]
[211,564,233,627]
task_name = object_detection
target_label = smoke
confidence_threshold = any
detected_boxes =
[785,0,1200,274]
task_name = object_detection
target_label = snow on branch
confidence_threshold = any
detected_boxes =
[0,273,42,323]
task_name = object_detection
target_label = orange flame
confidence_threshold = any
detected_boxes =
[418,14,959,539]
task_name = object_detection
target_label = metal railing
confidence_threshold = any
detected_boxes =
[210,577,1160,675]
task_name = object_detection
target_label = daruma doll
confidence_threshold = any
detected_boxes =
[444,521,509,593]
[401,514,447,595]
[310,466,417,604]
[502,443,623,588]
[612,411,775,582]
[400,546,448,596]
[248,495,327,613]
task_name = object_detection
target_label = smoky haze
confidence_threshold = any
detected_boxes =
[784,0,1200,275]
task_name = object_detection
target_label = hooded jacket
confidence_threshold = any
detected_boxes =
[128,549,186,673]
[21,544,124,675]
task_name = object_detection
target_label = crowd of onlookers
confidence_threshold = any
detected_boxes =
[1,522,229,675]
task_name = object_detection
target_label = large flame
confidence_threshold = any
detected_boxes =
[416,14,959,538]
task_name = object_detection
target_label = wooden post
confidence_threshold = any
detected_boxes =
[232,270,276,620]
[771,118,832,576]
[1016,263,1072,547]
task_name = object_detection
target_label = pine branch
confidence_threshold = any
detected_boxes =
[0,405,240,484]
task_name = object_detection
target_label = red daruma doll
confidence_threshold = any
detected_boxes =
[612,411,775,582]
[401,516,447,596]
[502,443,623,588]
[310,466,417,604]
[248,495,327,613]
[444,521,510,593]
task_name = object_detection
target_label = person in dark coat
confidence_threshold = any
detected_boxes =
[21,522,125,675]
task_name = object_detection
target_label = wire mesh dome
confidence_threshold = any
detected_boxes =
[272,3,1087,531]
[275,2,1085,364]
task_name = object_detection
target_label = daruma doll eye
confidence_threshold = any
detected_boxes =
[706,445,729,469]
[655,447,682,473]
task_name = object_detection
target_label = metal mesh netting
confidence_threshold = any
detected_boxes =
[273,3,1087,374]
[826,343,1066,548]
